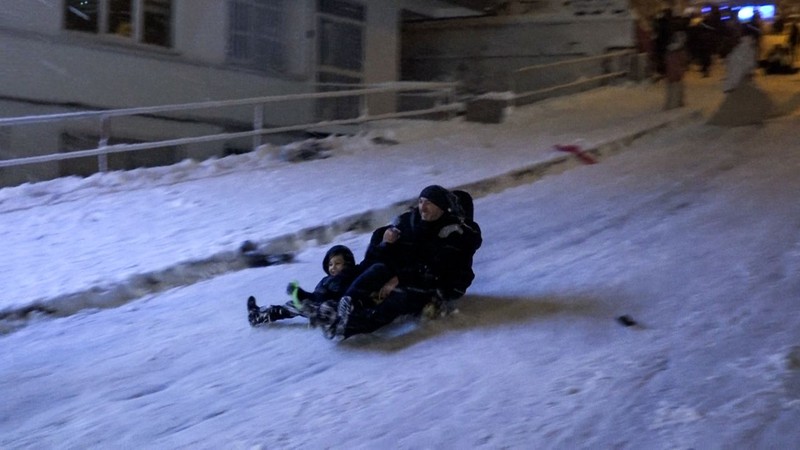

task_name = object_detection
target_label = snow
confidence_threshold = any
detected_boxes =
[2,66,800,449]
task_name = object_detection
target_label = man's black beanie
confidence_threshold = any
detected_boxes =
[419,185,451,212]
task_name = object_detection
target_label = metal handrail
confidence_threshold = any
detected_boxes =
[512,49,634,75]
[513,71,627,103]
[510,50,636,105]
[0,82,458,127]
[0,82,459,170]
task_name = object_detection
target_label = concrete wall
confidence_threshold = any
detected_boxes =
[364,2,400,115]
[402,12,635,93]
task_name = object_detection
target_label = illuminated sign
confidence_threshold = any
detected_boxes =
[736,4,776,21]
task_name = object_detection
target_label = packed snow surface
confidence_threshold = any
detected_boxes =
[2,66,800,449]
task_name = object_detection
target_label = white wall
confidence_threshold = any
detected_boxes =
[0,0,313,107]
[175,1,230,65]
[0,0,321,186]
[0,0,475,117]
[0,1,62,33]
[0,0,467,185]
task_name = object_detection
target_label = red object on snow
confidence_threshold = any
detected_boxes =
[554,144,597,164]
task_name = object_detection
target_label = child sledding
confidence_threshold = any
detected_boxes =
[246,185,482,340]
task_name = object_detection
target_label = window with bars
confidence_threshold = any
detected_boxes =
[227,0,286,73]
[318,18,363,72]
[317,0,365,74]
[64,0,173,48]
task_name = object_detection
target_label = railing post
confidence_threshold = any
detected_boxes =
[253,104,264,150]
[97,115,109,172]
[444,86,454,120]
[359,91,369,119]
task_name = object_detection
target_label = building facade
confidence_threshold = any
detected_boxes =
[0,0,477,186]
[402,0,635,93]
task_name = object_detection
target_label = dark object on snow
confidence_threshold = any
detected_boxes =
[240,240,258,253]
[371,136,399,146]
[279,140,332,163]
[243,252,294,267]
[616,315,637,327]
[240,240,294,267]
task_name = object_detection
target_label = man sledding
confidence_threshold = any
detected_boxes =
[246,185,482,340]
